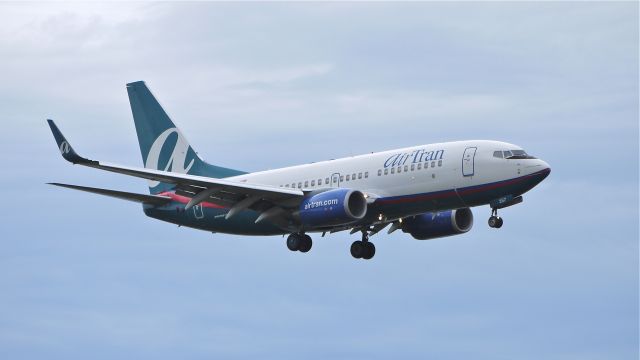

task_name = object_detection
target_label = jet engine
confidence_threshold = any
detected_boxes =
[401,208,473,240]
[298,188,367,227]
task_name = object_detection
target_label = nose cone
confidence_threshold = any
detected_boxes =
[535,160,551,183]
[541,159,551,174]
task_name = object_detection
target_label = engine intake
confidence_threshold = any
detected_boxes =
[299,188,367,227]
[402,208,473,240]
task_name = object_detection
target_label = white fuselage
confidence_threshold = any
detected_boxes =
[230,140,548,206]
[143,139,550,236]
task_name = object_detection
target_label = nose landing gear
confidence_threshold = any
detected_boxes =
[488,208,503,228]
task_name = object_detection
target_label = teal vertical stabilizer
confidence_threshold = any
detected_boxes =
[126,81,246,194]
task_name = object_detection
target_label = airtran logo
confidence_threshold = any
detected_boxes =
[304,198,339,210]
[59,141,70,155]
[145,127,195,188]
[384,149,444,168]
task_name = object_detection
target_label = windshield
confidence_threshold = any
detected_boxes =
[494,149,536,159]
[506,149,536,159]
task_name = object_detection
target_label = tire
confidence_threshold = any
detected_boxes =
[299,234,312,253]
[495,217,504,228]
[488,216,497,228]
[286,234,301,251]
[350,241,365,259]
[362,242,376,260]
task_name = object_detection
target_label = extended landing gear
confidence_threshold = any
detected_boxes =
[350,231,376,260]
[286,233,312,253]
[488,208,503,228]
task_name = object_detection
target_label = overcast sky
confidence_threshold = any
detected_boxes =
[0,2,637,359]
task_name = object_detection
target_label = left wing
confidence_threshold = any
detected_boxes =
[48,182,172,206]
[47,120,305,226]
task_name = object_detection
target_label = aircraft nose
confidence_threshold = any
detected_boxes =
[541,160,551,175]
[540,160,551,172]
[536,159,551,181]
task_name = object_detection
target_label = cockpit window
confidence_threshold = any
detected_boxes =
[505,149,536,159]
[493,151,503,158]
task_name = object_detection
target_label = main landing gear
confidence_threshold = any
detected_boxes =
[350,231,376,260]
[286,233,312,253]
[286,230,376,260]
[488,208,504,228]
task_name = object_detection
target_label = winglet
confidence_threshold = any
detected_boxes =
[46,119,93,164]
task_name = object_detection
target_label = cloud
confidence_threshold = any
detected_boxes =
[0,2,637,360]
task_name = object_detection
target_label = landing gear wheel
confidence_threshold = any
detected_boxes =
[298,234,313,253]
[362,242,376,260]
[350,241,365,259]
[286,233,301,251]
[488,214,504,228]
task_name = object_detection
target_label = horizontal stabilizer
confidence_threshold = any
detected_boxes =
[48,183,172,206]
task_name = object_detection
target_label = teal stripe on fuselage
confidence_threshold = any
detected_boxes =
[143,203,283,235]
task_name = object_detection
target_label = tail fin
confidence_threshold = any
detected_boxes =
[126,81,245,194]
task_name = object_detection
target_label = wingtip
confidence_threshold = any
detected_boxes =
[46,121,89,164]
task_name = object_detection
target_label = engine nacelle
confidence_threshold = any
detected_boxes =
[298,188,367,227]
[401,208,474,240]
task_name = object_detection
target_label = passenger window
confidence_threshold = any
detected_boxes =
[493,151,503,158]
[424,162,428,168]
[397,167,402,173]
[431,161,435,168]
[404,165,408,172]
[304,181,309,187]
[391,168,395,174]
[417,163,422,170]
[378,169,382,176]
[346,174,350,181]
[325,177,330,184]
[298,182,302,188]
[438,160,442,167]
[358,173,362,179]
[411,164,415,171]
[340,176,344,182]
[285,184,289,188]
[365,172,368,178]
[311,180,315,186]
[384,169,388,175]
[352,173,356,180]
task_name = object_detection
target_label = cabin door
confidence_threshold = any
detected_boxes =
[462,147,477,177]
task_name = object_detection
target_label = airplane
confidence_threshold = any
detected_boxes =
[47,81,551,260]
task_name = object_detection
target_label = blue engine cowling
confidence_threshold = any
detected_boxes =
[401,208,473,240]
[298,188,367,227]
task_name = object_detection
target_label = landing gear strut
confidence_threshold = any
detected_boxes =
[488,208,503,228]
[351,231,376,260]
[286,233,312,253]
